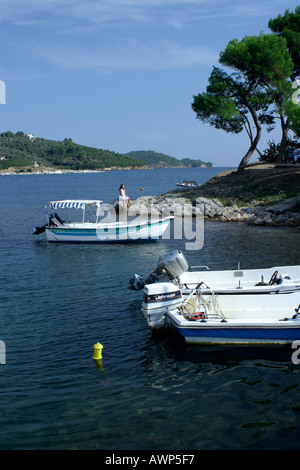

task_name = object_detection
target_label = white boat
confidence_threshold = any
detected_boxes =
[33,200,173,243]
[129,249,300,330]
[166,291,300,345]
[176,180,199,188]
[130,249,300,294]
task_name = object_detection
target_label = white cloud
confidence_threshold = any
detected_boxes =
[0,0,288,27]
[2,0,298,76]
[35,39,218,71]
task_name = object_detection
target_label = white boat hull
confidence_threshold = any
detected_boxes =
[141,280,300,329]
[166,311,300,345]
[131,250,300,331]
[178,266,300,294]
[46,217,172,243]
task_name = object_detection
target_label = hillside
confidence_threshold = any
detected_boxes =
[167,163,300,208]
[0,132,213,172]
[125,150,212,168]
[0,131,145,171]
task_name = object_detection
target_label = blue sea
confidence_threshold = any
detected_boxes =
[1,167,300,451]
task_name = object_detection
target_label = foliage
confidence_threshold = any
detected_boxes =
[267,7,300,142]
[125,150,212,167]
[287,104,300,136]
[219,33,293,84]
[269,6,300,80]
[285,87,300,136]
[192,31,296,170]
[192,67,245,134]
[260,138,299,162]
[0,132,212,171]
[0,132,146,170]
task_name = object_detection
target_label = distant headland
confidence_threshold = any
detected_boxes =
[0,131,212,174]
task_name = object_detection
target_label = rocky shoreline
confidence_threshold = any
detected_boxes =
[125,194,300,227]
[4,162,299,227]
[0,168,109,175]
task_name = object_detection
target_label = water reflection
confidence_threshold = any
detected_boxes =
[140,328,296,384]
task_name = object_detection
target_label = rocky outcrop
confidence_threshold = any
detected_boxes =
[116,194,300,227]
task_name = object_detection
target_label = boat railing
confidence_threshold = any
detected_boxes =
[179,288,226,322]
[189,265,210,271]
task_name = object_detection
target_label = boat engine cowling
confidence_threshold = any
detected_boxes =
[160,249,189,279]
[129,250,189,290]
[143,282,182,307]
[141,282,183,329]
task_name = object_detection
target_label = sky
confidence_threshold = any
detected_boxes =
[0,0,299,167]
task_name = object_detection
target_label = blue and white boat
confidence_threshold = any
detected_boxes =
[130,249,300,342]
[165,271,300,345]
[33,199,173,243]
[167,309,300,345]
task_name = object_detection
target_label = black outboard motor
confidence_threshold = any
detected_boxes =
[32,224,47,235]
[32,212,64,235]
[129,268,164,291]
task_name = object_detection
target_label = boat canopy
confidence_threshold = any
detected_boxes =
[50,200,103,210]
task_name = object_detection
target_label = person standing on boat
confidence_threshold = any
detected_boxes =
[119,184,131,207]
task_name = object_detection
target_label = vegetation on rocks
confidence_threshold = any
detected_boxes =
[159,163,300,226]
[125,150,212,168]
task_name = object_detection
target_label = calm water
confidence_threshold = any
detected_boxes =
[1,167,300,450]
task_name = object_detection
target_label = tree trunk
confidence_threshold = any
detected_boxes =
[238,95,262,172]
[238,117,262,171]
[238,137,260,171]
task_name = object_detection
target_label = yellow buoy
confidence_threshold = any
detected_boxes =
[93,342,103,360]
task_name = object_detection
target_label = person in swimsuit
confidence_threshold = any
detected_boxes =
[119,184,131,207]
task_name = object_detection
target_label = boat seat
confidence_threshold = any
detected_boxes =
[49,213,64,226]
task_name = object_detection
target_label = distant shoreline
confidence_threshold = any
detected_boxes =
[0,168,109,176]
[0,165,213,175]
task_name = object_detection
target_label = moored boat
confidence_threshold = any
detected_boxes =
[129,249,300,333]
[33,200,173,243]
[176,180,199,188]
[130,249,300,294]
[166,299,300,345]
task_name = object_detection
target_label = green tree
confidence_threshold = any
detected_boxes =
[285,86,300,136]
[192,67,272,166]
[220,34,293,169]
[192,34,293,170]
[269,7,300,81]
[268,7,300,142]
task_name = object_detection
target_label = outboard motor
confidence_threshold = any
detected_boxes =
[161,249,189,279]
[32,212,65,236]
[142,282,183,329]
[32,224,47,235]
[129,250,189,290]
